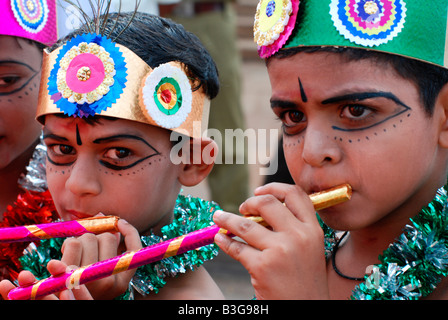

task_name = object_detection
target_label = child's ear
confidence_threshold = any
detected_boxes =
[438,83,448,148]
[178,137,218,187]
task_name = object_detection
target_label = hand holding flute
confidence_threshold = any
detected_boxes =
[213,183,353,300]
[6,184,351,300]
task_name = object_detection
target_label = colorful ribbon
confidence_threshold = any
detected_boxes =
[0,216,119,243]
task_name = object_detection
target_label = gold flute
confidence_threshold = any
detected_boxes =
[247,183,352,225]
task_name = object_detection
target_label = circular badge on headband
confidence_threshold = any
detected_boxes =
[141,63,192,129]
[48,34,127,117]
[330,0,407,47]
[254,0,293,47]
[11,0,49,34]
[254,0,299,58]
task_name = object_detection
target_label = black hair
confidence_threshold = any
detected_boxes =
[269,46,448,116]
[52,12,219,99]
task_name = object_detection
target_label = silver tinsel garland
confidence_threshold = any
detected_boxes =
[323,184,448,300]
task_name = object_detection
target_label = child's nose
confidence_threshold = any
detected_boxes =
[65,156,102,197]
[301,128,342,167]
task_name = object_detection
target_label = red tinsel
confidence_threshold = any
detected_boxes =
[0,190,59,282]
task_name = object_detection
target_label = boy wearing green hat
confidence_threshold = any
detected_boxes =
[214,0,448,299]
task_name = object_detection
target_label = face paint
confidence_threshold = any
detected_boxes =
[321,91,412,132]
[0,60,39,96]
[93,134,161,171]
[76,124,82,146]
[42,133,75,167]
[298,77,308,103]
[44,128,161,173]
[273,80,413,141]
[43,115,181,232]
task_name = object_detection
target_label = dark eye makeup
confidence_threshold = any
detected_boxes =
[44,133,161,171]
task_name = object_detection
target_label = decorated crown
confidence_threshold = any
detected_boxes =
[254,0,448,68]
[0,0,58,46]
[36,32,211,138]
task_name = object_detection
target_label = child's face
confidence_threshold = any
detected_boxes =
[267,51,447,231]
[0,36,42,168]
[43,115,183,234]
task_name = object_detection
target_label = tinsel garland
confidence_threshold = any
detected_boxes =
[321,183,448,300]
[19,194,221,299]
[17,141,48,193]
[129,194,221,297]
[0,190,58,282]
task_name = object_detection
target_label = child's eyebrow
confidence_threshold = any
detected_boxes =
[270,99,298,110]
[321,91,409,108]
[92,134,157,150]
[0,60,37,72]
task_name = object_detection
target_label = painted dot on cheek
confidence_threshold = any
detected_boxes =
[98,155,166,177]
[282,137,301,149]
[335,116,411,143]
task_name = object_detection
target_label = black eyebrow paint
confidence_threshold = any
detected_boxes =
[76,124,83,146]
[298,77,308,103]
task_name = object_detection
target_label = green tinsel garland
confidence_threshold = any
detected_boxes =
[19,194,221,299]
[128,194,221,297]
[321,183,448,300]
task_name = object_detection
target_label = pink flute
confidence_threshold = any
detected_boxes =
[0,216,119,243]
[8,184,352,300]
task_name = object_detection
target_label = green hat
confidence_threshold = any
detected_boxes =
[254,0,448,67]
